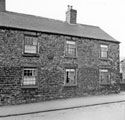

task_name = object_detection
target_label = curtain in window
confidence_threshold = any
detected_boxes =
[24,36,38,54]
[23,69,37,85]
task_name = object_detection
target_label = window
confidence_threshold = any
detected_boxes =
[65,69,77,85]
[99,69,110,84]
[24,36,38,54]
[65,40,76,57]
[23,68,37,86]
[100,45,108,58]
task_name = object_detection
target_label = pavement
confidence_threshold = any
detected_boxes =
[0,92,125,117]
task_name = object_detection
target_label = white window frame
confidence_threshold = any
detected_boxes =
[99,69,110,84]
[24,35,38,54]
[65,40,76,57]
[23,68,37,86]
[100,45,108,58]
[65,68,77,85]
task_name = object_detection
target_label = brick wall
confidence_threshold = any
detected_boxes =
[0,28,120,105]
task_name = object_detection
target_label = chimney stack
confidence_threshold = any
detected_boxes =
[0,0,6,12]
[66,5,77,24]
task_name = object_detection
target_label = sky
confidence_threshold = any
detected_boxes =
[6,0,125,60]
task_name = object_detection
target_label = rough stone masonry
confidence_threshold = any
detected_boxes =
[0,29,120,105]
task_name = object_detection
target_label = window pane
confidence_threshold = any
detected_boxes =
[66,69,75,72]
[69,71,75,83]
[25,45,36,53]
[101,45,108,48]
[99,69,110,84]
[24,38,27,45]
[23,77,36,85]
[66,41,75,45]
[100,45,108,58]
[33,38,37,46]
[24,36,38,54]
[66,41,76,57]
[101,51,107,58]
[32,69,37,76]
[23,68,37,85]
[66,69,76,85]
[100,69,108,72]
[24,69,32,76]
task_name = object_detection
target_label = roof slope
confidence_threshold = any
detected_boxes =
[0,11,119,42]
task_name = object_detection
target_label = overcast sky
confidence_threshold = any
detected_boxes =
[6,0,125,59]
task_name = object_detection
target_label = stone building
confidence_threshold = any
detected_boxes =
[120,59,125,90]
[0,0,120,105]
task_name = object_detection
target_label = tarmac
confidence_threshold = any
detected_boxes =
[0,92,125,117]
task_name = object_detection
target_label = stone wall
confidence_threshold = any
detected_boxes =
[0,28,120,105]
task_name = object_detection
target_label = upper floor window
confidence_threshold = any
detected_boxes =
[65,40,76,57]
[24,36,38,54]
[100,45,108,58]
[23,68,37,86]
[65,69,77,85]
[99,69,110,84]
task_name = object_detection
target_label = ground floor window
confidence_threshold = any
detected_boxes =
[65,69,77,85]
[99,69,110,84]
[23,68,37,86]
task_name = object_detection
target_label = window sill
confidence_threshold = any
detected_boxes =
[120,82,125,84]
[64,56,77,59]
[99,57,109,61]
[100,83,110,86]
[63,84,77,87]
[22,53,40,57]
[21,85,38,89]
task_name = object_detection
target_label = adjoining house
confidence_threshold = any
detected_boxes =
[120,59,125,90]
[0,0,120,105]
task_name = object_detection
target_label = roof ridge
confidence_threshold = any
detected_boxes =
[79,23,99,28]
[2,11,97,28]
[3,10,66,23]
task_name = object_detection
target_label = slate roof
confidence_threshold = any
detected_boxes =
[0,11,119,42]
